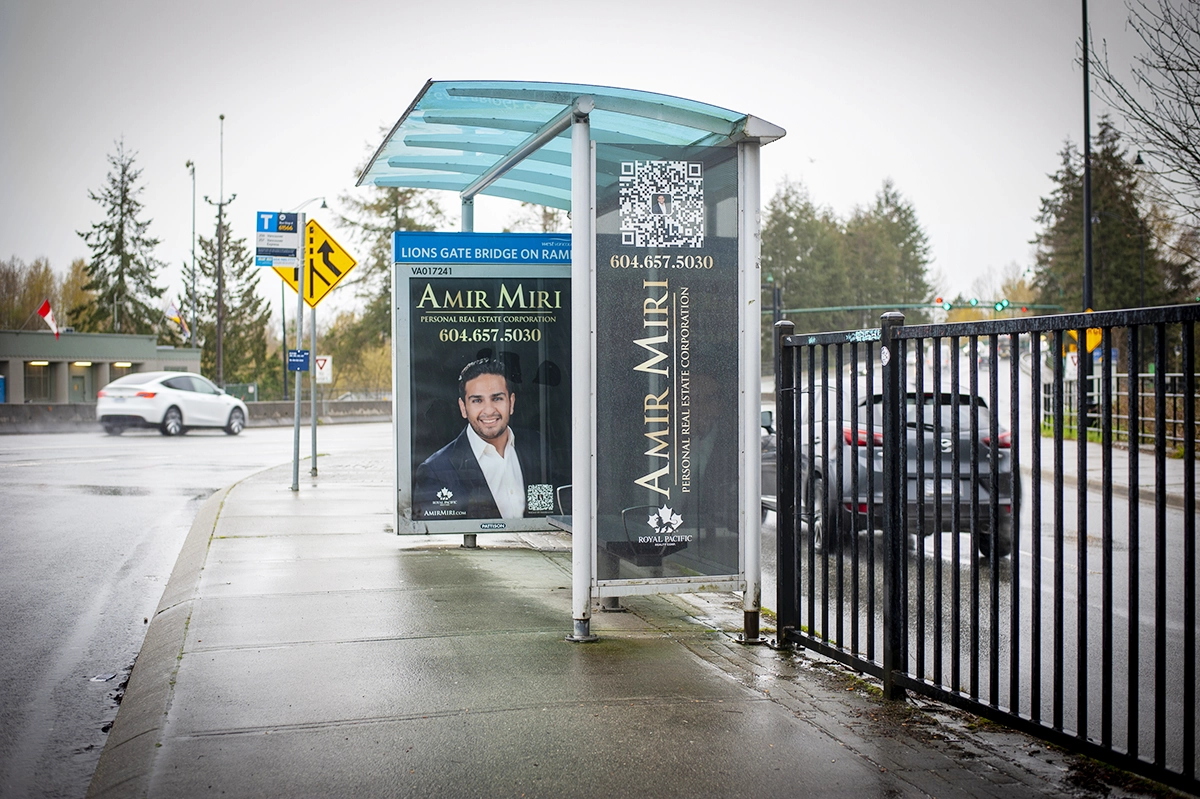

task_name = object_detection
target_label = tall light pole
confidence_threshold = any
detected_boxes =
[203,114,236,387]
[1082,0,1094,313]
[185,159,197,346]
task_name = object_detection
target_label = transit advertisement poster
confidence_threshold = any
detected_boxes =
[394,232,572,534]
[594,145,741,581]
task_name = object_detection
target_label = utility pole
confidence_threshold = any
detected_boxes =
[1081,0,1096,416]
[186,159,197,346]
[203,114,236,386]
[1082,0,1094,313]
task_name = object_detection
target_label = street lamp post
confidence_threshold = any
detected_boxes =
[186,160,197,346]
[1082,0,1094,314]
[203,114,235,387]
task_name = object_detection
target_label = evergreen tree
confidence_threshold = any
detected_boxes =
[336,177,444,344]
[1033,118,1171,311]
[59,259,96,329]
[760,180,849,344]
[74,140,165,334]
[759,178,935,344]
[843,180,934,328]
[194,219,271,385]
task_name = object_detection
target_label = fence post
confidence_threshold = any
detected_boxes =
[775,320,798,638]
[880,311,907,700]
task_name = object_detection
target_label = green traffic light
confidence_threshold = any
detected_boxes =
[942,301,952,311]
[994,301,1004,311]
[969,298,979,307]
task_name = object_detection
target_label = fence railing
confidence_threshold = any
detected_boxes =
[774,303,1198,794]
[1033,366,1199,453]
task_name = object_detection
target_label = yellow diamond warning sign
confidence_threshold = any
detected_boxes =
[274,219,357,308]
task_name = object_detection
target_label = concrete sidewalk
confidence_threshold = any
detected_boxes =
[1019,436,1192,511]
[89,454,1164,798]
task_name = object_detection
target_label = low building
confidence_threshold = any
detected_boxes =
[0,330,201,404]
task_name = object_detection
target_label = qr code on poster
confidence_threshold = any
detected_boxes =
[527,483,554,513]
[618,160,705,248]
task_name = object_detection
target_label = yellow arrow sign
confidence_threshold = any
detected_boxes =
[1082,308,1102,353]
[273,218,357,308]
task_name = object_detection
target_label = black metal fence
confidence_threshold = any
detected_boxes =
[774,304,1198,794]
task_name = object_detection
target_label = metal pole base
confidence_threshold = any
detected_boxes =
[737,611,766,645]
[598,596,626,612]
[461,534,478,549]
[565,619,599,643]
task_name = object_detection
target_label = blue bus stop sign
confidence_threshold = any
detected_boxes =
[287,349,310,371]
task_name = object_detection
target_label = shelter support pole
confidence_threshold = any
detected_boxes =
[461,198,474,233]
[738,140,764,643]
[461,200,474,548]
[567,103,597,642]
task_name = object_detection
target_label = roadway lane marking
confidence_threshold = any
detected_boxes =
[0,458,117,468]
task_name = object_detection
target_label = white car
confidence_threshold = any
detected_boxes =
[96,371,248,436]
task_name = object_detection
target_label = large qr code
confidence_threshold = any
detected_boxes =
[526,483,554,513]
[618,160,705,248]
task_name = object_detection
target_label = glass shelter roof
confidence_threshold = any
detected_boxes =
[357,80,786,211]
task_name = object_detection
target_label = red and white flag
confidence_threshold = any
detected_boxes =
[37,300,59,339]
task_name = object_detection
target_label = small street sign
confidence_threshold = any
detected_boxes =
[273,219,357,308]
[256,212,300,268]
[287,349,310,371]
[314,355,332,384]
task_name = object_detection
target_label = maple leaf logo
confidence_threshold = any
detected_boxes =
[647,504,684,535]
[437,487,453,501]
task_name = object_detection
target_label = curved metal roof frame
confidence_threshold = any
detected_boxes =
[356,80,785,212]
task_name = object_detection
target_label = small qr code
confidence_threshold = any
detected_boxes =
[526,483,554,513]
[618,160,705,248]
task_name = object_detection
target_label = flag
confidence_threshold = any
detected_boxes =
[37,300,58,339]
[166,302,190,337]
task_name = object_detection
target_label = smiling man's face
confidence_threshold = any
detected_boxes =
[459,372,515,446]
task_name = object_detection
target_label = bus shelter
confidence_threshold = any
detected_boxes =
[358,80,784,640]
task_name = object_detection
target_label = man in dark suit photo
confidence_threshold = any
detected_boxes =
[413,358,542,520]
[651,193,671,215]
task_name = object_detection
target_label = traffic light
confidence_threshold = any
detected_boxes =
[993,298,1010,311]
[969,298,979,307]
[935,296,952,311]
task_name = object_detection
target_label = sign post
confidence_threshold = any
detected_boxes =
[293,214,306,491]
[266,215,357,489]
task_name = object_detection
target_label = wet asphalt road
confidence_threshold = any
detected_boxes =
[0,423,389,798]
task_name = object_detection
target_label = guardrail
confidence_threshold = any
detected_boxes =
[774,303,1198,794]
[0,400,391,434]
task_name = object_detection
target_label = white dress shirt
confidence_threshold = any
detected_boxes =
[466,425,525,518]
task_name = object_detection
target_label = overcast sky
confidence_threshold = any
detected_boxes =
[0,0,1144,320]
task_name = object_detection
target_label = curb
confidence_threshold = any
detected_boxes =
[1019,464,1186,511]
[85,485,230,799]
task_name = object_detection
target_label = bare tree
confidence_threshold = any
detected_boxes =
[1093,0,1200,221]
